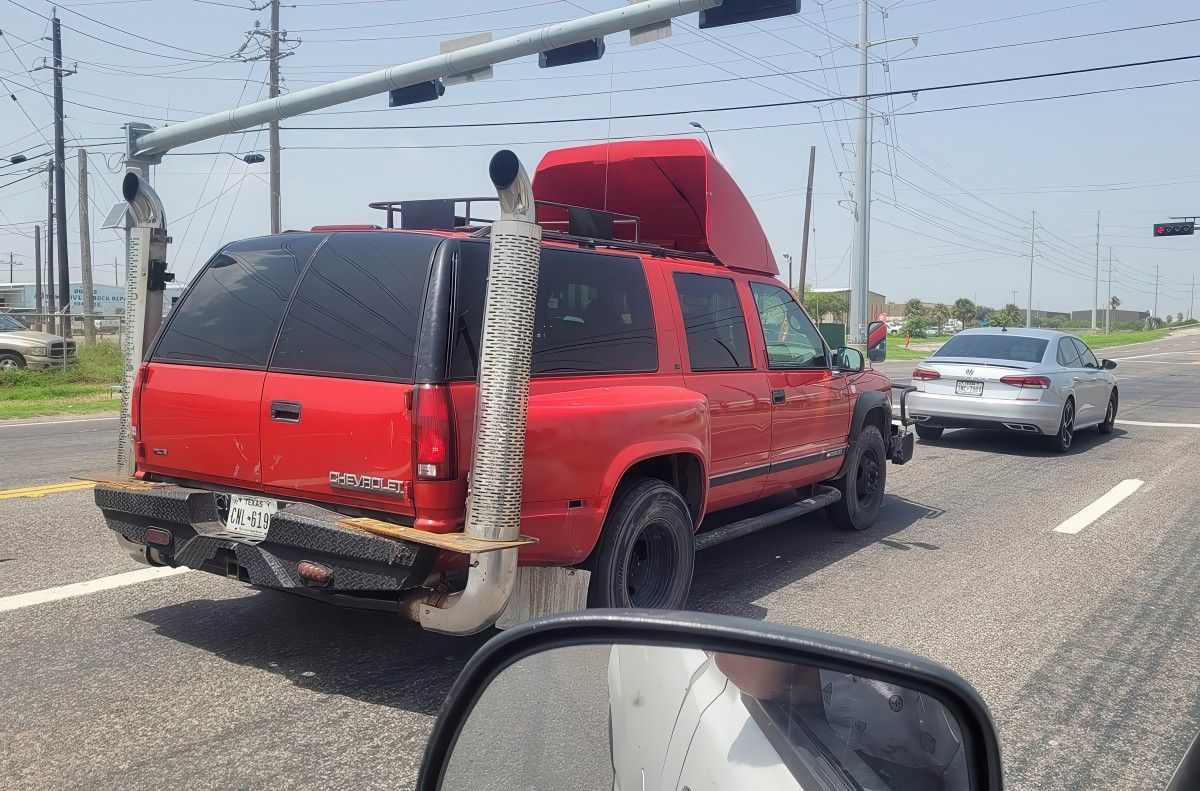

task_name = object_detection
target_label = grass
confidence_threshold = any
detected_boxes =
[0,341,122,419]
[886,334,939,361]
[1083,328,1169,350]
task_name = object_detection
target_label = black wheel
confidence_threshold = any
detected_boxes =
[826,425,887,531]
[1048,398,1075,453]
[915,424,943,441]
[0,351,26,371]
[587,477,694,610]
[1097,389,1117,434]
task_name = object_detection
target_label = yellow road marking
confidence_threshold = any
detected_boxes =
[0,481,96,500]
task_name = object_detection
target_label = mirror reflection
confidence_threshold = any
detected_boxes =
[442,644,972,791]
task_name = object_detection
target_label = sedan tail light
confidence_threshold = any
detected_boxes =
[1000,374,1051,389]
[912,368,941,380]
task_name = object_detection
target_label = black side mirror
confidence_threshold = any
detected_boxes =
[417,611,1004,791]
[867,320,888,362]
[835,346,865,372]
[1102,358,1117,370]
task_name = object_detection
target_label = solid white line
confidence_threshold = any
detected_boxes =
[0,416,119,429]
[1109,351,1199,361]
[1118,419,1200,428]
[0,567,189,614]
[1054,479,1144,535]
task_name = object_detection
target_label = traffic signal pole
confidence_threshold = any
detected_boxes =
[848,0,872,348]
[116,0,723,475]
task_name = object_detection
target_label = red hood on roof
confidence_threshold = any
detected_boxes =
[532,139,778,276]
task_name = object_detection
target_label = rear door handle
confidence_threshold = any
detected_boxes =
[270,400,302,423]
[772,389,787,405]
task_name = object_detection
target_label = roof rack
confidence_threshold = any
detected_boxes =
[368,197,641,242]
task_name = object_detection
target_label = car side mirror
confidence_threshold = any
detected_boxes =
[835,346,865,372]
[867,320,888,362]
[1102,358,1117,370]
[417,611,1004,791]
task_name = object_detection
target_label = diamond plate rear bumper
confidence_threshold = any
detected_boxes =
[94,483,439,595]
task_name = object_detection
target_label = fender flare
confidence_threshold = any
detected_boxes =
[598,437,708,527]
[837,389,891,478]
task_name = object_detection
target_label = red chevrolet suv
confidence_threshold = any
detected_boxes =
[94,140,909,627]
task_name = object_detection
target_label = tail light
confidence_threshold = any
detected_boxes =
[912,368,940,380]
[131,362,149,460]
[413,384,457,481]
[1000,375,1051,389]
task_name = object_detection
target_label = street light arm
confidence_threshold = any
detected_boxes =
[131,0,719,158]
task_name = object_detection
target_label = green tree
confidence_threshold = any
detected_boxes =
[905,298,925,317]
[993,303,1022,327]
[904,315,928,336]
[1109,295,1121,311]
[952,298,976,328]
[803,287,847,323]
[1178,312,1184,323]
[931,303,951,331]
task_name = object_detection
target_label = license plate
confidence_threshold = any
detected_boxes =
[226,495,277,541]
[955,380,984,396]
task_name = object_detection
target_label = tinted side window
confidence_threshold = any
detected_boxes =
[750,281,827,368]
[673,272,753,371]
[153,235,320,367]
[271,232,440,381]
[1072,337,1099,368]
[449,242,658,378]
[1057,338,1081,367]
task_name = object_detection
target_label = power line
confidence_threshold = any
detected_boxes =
[282,53,1200,131]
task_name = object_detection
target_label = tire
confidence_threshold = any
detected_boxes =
[826,425,887,531]
[915,424,943,441]
[587,477,694,610]
[1047,397,1075,453]
[0,351,26,371]
[1097,389,1117,434]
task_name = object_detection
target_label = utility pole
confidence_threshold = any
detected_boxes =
[268,0,282,234]
[114,256,119,287]
[1190,274,1195,321]
[34,225,42,331]
[39,12,76,337]
[1153,265,1159,322]
[782,253,793,290]
[848,0,872,348]
[1026,210,1035,328]
[45,160,55,335]
[78,148,95,342]
[1106,248,1112,334]
[798,144,816,295]
[1092,209,1099,330]
[1011,289,1018,306]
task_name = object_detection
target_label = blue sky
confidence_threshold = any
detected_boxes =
[1,0,1197,318]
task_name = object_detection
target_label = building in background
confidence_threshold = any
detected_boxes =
[812,287,886,324]
[0,282,185,316]
[1070,308,1150,324]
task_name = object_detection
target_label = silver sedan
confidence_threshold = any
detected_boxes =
[904,328,1118,452]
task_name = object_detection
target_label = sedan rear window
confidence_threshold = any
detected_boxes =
[933,333,1049,363]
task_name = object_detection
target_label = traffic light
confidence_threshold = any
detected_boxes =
[699,0,799,29]
[1153,221,1194,237]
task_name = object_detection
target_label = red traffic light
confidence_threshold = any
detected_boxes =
[1153,221,1195,237]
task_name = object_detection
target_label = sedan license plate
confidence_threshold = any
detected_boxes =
[955,380,984,397]
[226,495,277,541]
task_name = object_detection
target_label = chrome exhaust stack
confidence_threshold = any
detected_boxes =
[414,150,542,635]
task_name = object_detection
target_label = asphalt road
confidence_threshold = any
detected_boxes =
[2,329,1198,790]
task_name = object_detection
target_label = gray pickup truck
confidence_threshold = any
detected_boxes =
[0,313,76,370]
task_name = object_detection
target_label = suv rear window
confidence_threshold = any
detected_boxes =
[450,242,657,378]
[270,232,440,382]
[933,333,1049,363]
[153,235,322,367]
